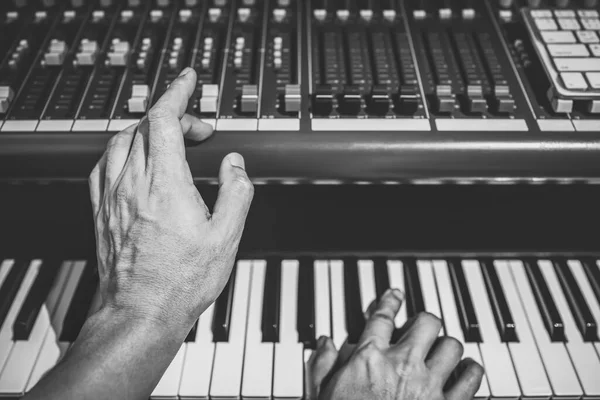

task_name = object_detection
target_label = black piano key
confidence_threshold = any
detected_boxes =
[344,259,365,344]
[262,258,281,343]
[523,259,565,342]
[13,260,61,340]
[185,320,198,342]
[60,261,99,342]
[582,258,600,308]
[0,260,30,330]
[553,259,597,342]
[212,266,236,342]
[404,259,425,318]
[297,257,316,349]
[448,259,482,342]
[374,258,390,300]
[480,259,518,342]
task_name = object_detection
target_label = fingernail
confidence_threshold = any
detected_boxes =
[228,152,245,169]
[391,288,404,301]
[179,67,192,77]
[317,336,328,349]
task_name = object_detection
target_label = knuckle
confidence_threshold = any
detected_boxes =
[370,311,395,327]
[416,311,441,328]
[231,174,254,196]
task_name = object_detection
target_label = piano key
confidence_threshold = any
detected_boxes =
[59,260,98,342]
[184,321,198,343]
[387,260,407,329]
[210,263,252,399]
[273,260,303,400]
[25,262,85,392]
[447,259,481,342]
[0,260,41,372]
[242,260,274,399]
[262,257,281,343]
[0,260,13,289]
[177,303,215,399]
[151,344,186,399]
[431,260,490,399]
[416,260,444,335]
[297,257,316,348]
[538,259,600,396]
[330,260,348,349]
[509,260,582,398]
[404,259,425,318]
[553,259,597,341]
[582,259,600,306]
[493,260,552,398]
[373,258,390,300]
[0,260,29,330]
[568,260,600,358]
[343,259,365,344]
[480,259,517,342]
[0,261,72,396]
[461,259,520,398]
[358,259,377,314]
[212,265,236,342]
[523,258,565,341]
[314,260,331,339]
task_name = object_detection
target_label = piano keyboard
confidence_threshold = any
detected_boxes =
[1,257,600,399]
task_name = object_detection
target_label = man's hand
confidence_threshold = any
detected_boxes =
[89,67,254,331]
[308,290,485,400]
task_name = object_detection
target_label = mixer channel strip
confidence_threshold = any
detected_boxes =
[523,7,600,116]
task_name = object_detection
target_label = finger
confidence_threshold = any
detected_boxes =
[308,336,338,399]
[391,312,442,362]
[89,152,107,219]
[180,113,214,142]
[146,67,197,165]
[356,289,404,349]
[211,153,254,241]
[364,299,377,320]
[104,125,136,191]
[425,336,464,383]
[445,358,485,400]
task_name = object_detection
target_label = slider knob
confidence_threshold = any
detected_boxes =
[0,86,15,114]
[312,85,334,116]
[338,85,362,116]
[367,85,390,116]
[199,84,219,113]
[396,85,420,116]
[284,84,301,113]
[240,84,258,114]
[127,84,150,114]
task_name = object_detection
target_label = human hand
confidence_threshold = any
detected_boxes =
[308,290,484,400]
[88,67,254,333]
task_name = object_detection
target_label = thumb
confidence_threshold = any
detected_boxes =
[211,153,254,239]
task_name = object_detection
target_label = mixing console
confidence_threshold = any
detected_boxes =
[0,0,600,182]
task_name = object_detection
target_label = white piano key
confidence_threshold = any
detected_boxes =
[210,263,252,399]
[330,260,348,349]
[416,260,444,335]
[273,260,303,400]
[493,260,552,398]
[152,345,186,399]
[462,260,520,398]
[314,260,331,338]
[431,260,490,399]
[177,303,215,399]
[387,260,407,329]
[509,260,582,397]
[568,260,600,355]
[0,261,42,372]
[241,260,273,400]
[0,260,14,288]
[357,260,376,313]
[538,259,600,396]
[25,261,85,391]
[0,261,72,395]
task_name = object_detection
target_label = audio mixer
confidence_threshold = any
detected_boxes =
[0,0,600,182]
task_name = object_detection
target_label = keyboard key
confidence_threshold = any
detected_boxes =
[576,30,599,43]
[357,259,377,313]
[330,260,348,348]
[553,259,597,341]
[297,257,316,348]
[481,260,517,342]
[587,72,600,89]
[554,10,576,18]
[416,260,444,334]
[386,260,406,330]
[581,18,600,30]
[578,10,599,18]
[541,31,577,44]
[59,260,98,342]
[404,259,425,318]
[590,44,600,57]
[561,72,589,89]
[184,321,198,342]
[582,259,600,305]
[373,258,390,300]
[212,266,236,342]
[557,18,580,30]
[262,258,281,343]
[554,57,600,72]
[151,345,186,399]
[314,260,331,339]
[531,10,552,18]
[447,259,481,342]
[568,260,600,355]
[524,259,565,341]
[548,44,590,57]
[510,260,582,397]
[536,18,558,30]
[0,260,29,330]
[344,259,365,344]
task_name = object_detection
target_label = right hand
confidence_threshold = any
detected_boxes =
[308,289,484,400]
